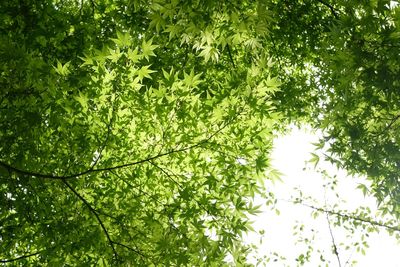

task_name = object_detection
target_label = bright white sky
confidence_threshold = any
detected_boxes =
[244,126,400,267]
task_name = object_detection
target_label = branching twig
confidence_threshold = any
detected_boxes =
[344,246,356,267]
[285,199,400,233]
[316,0,339,19]
[90,97,116,170]
[110,169,189,239]
[0,143,203,180]
[326,212,342,267]
[149,161,222,221]
[148,160,183,189]
[0,114,238,180]
[383,113,400,134]
[323,190,342,267]
[111,241,146,258]
[62,180,118,258]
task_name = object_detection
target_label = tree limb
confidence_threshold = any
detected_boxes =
[326,212,342,267]
[383,113,400,134]
[0,115,238,180]
[226,44,236,68]
[0,143,204,180]
[316,0,339,19]
[289,199,400,233]
[62,180,118,258]
[0,250,43,263]
[111,241,146,258]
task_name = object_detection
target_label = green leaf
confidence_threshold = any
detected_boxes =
[137,65,156,81]
[183,69,202,88]
[198,45,219,62]
[107,47,122,63]
[142,38,158,60]
[309,153,320,168]
[53,60,71,76]
[74,92,89,112]
[356,183,369,197]
[127,48,142,64]
[111,31,132,47]
[255,155,269,173]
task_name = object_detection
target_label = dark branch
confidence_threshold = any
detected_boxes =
[316,0,339,19]
[326,212,342,267]
[148,160,182,189]
[289,199,400,233]
[0,115,238,180]
[62,180,118,258]
[0,143,202,180]
[226,44,236,68]
[0,250,42,263]
[149,161,218,219]
[383,113,400,133]
[111,241,146,258]
[371,113,400,138]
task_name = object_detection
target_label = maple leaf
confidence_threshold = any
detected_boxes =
[142,39,159,60]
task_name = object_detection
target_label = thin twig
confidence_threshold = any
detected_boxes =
[283,198,400,232]
[149,161,221,221]
[326,212,342,267]
[90,119,112,170]
[148,160,183,189]
[383,113,400,134]
[226,44,236,68]
[323,189,342,267]
[111,241,146,258]
[110,169,189,239]
[344,245,356,267]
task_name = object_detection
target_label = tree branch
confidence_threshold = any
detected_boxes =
[111,241,146,258]
[226,44,236,68]
[0,143,202,180]
[148,161,221,221]
[344,246,356,267]
[270,37,282,69]
[0,250,43,263]
[110,169,190,240]
[326,212,342,267]
[62,180,118,258]
[383,113,400,134]
[0,114,238,180]
[290,199,400,233]
[316,0,339,19]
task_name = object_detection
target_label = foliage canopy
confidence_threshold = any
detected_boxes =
[0,0,399,265]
